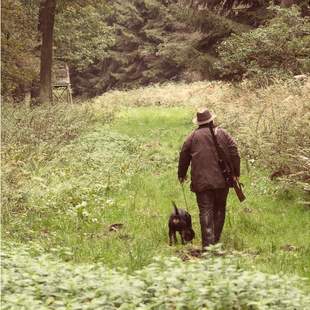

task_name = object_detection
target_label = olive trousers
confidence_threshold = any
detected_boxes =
[195,188,229,249]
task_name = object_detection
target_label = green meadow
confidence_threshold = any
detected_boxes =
[2,81,310,308]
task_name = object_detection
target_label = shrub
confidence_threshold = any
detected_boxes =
[1,102,115,216]
[1,0,38,98]
[217,7,310,84]
[157,40,200,69]
[54,2,115,70]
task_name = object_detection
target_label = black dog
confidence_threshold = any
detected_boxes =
[168,201,195,246]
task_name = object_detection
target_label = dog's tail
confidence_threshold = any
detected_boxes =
[171,201,179,215]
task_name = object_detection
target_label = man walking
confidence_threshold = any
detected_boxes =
[178,108,240,249]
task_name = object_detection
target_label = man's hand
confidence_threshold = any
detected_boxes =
[233,176,240,183]
[179,176,187,184]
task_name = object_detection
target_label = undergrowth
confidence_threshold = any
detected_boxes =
[1,103,115,215]
[2,243,310,310]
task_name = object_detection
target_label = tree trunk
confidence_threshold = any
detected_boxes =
[39,0,56,105]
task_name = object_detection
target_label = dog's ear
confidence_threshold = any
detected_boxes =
[171,201,179,215]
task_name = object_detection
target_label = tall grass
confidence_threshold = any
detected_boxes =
[1,102,115,215]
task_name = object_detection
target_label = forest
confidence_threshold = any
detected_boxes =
[1,0,310,309]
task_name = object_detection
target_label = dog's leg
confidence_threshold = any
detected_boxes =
[169,228,176,246]
[173,231,177,244]
[180,232,185,245]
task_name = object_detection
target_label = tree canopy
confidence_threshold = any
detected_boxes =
[1,0,309,100]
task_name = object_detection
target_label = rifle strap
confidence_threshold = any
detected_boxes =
[208,126,234,185]
[208,126,225,164]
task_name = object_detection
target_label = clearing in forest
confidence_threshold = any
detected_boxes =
[2,81,310,278]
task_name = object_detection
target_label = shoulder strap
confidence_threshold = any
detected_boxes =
[208,126,223,161]
[208,126,234,187]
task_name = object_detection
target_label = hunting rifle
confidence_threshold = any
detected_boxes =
[208,126,246,202]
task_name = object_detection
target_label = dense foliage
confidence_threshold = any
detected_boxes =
[1,0,114,99]
[1,0,38,98]
[2,0,310,99]
[2,243,310,309]
[217,7,310,83]
[54,2,114,70]
[69,0,255,96]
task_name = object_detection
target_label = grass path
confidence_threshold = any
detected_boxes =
[3,105,310,279]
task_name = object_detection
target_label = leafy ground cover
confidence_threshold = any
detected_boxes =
[2,80,310,308]
[2,243,310,309]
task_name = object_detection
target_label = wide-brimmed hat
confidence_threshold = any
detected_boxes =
[192,108,216,125]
